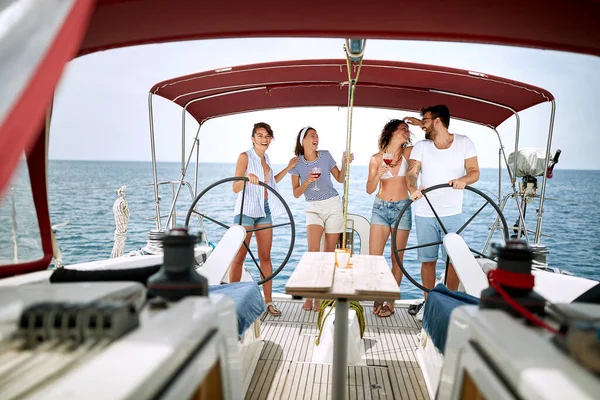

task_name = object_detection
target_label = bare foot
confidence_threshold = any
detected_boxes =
[313,299,321,312]
[302,299,313,311]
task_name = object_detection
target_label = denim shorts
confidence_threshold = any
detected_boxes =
[233,199,272,227]
[370,197,412,230]
[415,214,464,262]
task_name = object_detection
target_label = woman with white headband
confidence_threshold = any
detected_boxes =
[289,126,354,312]
[231,122,299,317]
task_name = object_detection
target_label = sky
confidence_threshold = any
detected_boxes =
[49,38,600,169]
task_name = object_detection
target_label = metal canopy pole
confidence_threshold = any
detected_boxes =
[492,127,530,244]
[483,126,531,253]
[147,93,162,231]
[181,104,186,176]
[534,100,556,244]
[498,148,502,204]
[194,124,201,197]
[165,114,203,229]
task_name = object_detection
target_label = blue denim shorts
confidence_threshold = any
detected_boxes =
[370,197,412,230]
[415,214,464,262]
[233,199,272,227]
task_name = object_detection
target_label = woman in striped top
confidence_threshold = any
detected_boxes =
[289,126,354,311]
[231,122,299,316]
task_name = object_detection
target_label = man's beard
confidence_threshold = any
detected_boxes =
[424,126,436,140]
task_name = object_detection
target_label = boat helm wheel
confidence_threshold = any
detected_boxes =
[184,176,295,285]
[391,184,509,293]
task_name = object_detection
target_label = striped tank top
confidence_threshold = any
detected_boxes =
[233,148,286,218]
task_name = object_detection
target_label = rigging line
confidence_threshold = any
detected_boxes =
[341,45,364,249]
[10,189,18,263]
[41,182,184,192]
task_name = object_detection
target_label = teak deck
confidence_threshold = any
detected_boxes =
[246,300,428,399]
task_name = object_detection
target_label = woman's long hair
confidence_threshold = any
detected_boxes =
[378,119,412,151]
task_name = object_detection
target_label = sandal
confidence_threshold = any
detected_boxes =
[377,304,395,318]
[266,302,281,316]
[408,301,424,316]
[373,301,383,315]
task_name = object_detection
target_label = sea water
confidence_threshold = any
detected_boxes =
[1,161,599,299]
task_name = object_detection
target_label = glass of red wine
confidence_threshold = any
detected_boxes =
[311,167,322,191]
[381,152,394,179]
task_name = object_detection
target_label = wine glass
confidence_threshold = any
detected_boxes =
[311,167,322,191]
[381,152,394,179]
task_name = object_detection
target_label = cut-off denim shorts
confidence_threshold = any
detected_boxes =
[370,197,412,230]
[233,199,272,227]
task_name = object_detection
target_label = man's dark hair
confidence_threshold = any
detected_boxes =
[420,105,450,128]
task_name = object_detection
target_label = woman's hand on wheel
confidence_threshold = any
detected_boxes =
[246,173,260,184]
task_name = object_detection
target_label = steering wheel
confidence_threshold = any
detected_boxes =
[391,184,509,292]
[185,177,295,285]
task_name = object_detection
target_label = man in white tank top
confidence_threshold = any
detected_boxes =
[404,105,480,297]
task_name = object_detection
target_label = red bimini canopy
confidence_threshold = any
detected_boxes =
[150,59,554,128]
[0,0,597,276]
[84,0,600,57]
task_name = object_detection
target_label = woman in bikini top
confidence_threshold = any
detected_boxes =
[366,119,413,317]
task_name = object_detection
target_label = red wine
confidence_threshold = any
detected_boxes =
[313,173,322,178]
[383,159,393,165]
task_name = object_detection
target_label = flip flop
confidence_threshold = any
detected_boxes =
[373,301,383,315]
[266,302,281,316]
[377,304,395,318]
[408,302,424,316]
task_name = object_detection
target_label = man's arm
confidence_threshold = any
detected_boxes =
[449,156,480,189]
[406,159,423,200]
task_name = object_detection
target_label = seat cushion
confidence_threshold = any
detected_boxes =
[422,284,479,353]
[209,281,265,336]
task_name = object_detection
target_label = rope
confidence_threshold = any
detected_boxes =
[341,45,365,248]
[315,300,365,346]
[110,186,130,258]
[487,269,560,335]
[10,189,18,263]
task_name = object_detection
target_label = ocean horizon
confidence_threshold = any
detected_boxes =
[2,160,599,299]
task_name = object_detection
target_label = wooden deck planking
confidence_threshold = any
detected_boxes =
[246,299,428,400]
[263,300,419,329]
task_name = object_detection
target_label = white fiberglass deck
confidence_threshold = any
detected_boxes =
[246,299,428,399]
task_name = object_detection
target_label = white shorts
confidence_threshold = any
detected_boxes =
[305,196,344,233]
